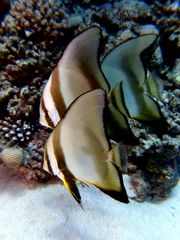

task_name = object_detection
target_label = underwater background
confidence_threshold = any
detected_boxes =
[0,0,179,239]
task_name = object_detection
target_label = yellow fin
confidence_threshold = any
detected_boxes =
[61,173,82,206]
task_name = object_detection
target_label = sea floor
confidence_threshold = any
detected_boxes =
[0,165,179,240]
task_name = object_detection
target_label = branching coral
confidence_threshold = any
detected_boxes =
[0,0,73,125]
[0,117,35,146]
[0,0,83,82]
[21,127,51,182]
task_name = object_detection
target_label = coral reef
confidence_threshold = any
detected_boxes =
[0,117,35,145]
[22,127,51,182]
[0,0,179,200]
[129,132,179,200]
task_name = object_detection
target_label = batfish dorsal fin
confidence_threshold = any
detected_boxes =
[101,34,157,88]
[39,27,109,129]
[61,27,110,93]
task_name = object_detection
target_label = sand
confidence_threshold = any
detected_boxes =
[0,165,179,240]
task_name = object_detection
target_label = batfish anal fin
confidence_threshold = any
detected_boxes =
[62,174,82,206]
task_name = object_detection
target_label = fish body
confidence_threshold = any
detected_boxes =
[101,34,162,121]
[43,89,129,204]
[40,27,109,129]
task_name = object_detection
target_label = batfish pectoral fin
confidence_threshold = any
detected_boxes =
[145,70,163,98]
[107,144,122,169]
[109,82,130,117]
[108,143,128,173]
[106,103,129,133]
[106,103,137,143]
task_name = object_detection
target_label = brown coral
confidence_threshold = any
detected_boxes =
[0,0,72,81]
[0,0,73,148]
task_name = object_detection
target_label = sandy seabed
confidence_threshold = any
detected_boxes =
[0,165,179,240]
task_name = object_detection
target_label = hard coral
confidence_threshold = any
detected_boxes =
[0,145,30,169]
[0,0,71,84]
[128,123,179,201]
[0,0,73,145]
[0,117,35,146]
[7,85,41,119]
[151,0,180,69]
[22,127,51,182]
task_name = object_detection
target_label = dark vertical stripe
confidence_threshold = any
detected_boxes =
[102,91,111,150]
[50,68,66,118]
[52,123,65,171]
[44,148,53,174]
[52,123,81,204]
[111,83,128,117]
[110,89,119,111]
[80,64,106,91]
[119,82,131,118]
[52,122,76,182]
[41,98,55,128]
